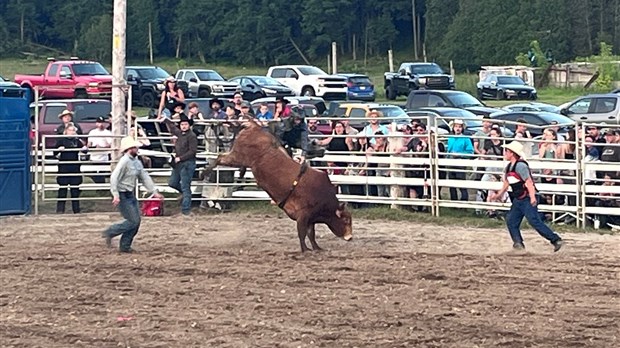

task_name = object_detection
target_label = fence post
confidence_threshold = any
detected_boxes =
[431,129,440,217]
[33,87,40,215]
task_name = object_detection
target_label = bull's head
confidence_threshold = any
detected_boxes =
[331,202,353,241]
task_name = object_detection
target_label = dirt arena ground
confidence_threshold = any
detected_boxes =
[0,212,618,348]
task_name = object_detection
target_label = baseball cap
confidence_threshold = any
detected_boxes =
[96,116,107,123]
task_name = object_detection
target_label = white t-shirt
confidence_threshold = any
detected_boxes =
[88,128,113,162]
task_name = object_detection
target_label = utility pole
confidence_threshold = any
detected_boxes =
[412,0,418,60]
[112,0,127,165]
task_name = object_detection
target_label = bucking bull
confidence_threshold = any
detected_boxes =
[203,118,353,252]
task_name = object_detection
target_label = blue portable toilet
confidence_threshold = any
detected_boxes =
[0,87,32,215]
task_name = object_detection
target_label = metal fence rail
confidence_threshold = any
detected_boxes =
[33,117,620,229]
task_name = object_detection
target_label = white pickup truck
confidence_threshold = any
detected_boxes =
[175,69,241,98]
[266,65,347,100]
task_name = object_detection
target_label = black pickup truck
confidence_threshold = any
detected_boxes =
[125,66,174,107]
[384,62,455,100]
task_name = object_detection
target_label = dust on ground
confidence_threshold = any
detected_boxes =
[0,212,618,348]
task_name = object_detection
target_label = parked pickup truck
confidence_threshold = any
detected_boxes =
[267,65,347,100]
[15,58,112,101]
[384,62,455,100]
[32,99,111,148]
[175,69,241,98]
[126,66,172,107]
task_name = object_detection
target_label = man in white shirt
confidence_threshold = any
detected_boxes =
[88,116,113,183]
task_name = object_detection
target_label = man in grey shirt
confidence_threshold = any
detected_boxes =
[103,136,162,253]
[490,141,563,252]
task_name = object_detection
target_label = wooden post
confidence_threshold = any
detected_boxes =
[148,22,154,65]
[364,23,369,67]
[450,60,455,77]
[565,65,570,88]
[112,0,127,165]
[327,55,331,74]
[332,42,337,74]
[388,49,394,73]
[412,0,418,60]
[352,33,357,61]
[423,42,427,62]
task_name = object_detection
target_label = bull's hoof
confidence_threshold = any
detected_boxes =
[311,245,323,251]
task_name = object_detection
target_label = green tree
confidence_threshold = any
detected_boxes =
[79,14,112,62]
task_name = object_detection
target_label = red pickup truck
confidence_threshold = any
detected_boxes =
[15,58,112,101]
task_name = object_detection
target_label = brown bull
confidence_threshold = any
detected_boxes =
[204,118,353,252]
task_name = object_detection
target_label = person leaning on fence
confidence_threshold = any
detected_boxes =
[400,123,434,204]
[366,131,390,197]
[476,127,507,218]
[162,115,198,216]
[490,141,564,252]
[103,136,163,253]
[593,173,620,229]
[87,116,113,184]
[158,76,185,119]
[473,116,493,156]
[54,109,83,135]
[446,119,474,202]
[54,123,87,214]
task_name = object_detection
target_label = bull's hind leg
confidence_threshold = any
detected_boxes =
[296,218,311,252]
[307,224,322,251]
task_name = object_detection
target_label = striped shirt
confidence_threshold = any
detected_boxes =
[109,153,157,199]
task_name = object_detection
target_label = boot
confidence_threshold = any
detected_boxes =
[56,201,66,214]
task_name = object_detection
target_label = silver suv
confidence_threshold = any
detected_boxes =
[560,94,620,124]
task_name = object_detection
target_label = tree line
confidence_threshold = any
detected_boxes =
[0,0,619,70]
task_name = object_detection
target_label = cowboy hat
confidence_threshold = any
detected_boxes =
[120,136,142,152]
[366,109,383,117]
[172,101,186,110]
[178,114,193,126]
[165,76,176,83]
[449,119,467,128]
[502,141,526,159]
[58,109,74,119]
[209,98,223,108]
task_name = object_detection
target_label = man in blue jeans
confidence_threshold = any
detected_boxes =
[490,141,564,252]
[103,137,162,253]
[163,113,198,215]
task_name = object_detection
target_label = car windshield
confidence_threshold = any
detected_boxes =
[536,105,560,113]
[196,71,225,81]
[0,75,6,82]
[137,67,170,79]
[298,66,327,75]
[444,92,483,107]
[411,64,444,74]
[252,76,283,86]
[497,76,525,85]
[72,63,110,76]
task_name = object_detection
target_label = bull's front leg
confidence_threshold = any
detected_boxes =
[296,218,311,252]
[204,153,243,175]
[307,224,322,251]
